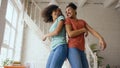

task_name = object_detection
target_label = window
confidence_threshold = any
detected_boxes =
[0,0,23,66]
[0,0,2,7]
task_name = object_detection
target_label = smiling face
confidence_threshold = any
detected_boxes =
[52,8,62,20]
[65,7,76,18]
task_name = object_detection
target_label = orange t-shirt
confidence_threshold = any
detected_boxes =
[65,18,86,51]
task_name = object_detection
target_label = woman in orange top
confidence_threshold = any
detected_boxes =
[65,3,107,68]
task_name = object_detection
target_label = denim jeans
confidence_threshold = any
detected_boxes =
[68,48,89,68]
[46,44,68,68]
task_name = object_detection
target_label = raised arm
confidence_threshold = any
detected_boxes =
[86,23,107,50]
[65,24,87,37]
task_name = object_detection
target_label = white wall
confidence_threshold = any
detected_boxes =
[21,26,50,68]
[77,4,120,67]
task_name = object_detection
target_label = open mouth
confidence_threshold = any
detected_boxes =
[67,13,71,17]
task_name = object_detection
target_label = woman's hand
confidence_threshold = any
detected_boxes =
[84,28,88,37]
[84,31,88,37]
[81,28,88,37]
[42,35,47,41]
[99,39,107,51]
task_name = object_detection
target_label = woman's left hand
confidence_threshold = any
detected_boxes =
[42,35,47,41]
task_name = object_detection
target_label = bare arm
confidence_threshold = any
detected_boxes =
[65,24,87,37]
[42,20,64,41]
[86,24,107,50]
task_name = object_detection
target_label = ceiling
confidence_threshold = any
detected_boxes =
[34,0,105,3]
[31,0,120,11]
[35,0,120,7]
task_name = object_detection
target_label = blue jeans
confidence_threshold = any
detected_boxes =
[46,44,68,68]
[68,48,89,68]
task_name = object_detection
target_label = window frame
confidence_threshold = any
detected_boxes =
[0,0,23,65]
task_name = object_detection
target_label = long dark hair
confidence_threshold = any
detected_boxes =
[41,5,59,23]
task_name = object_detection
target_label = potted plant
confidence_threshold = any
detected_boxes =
[2,58,14,66]
[90,43,104,68]
[106,64,110,68]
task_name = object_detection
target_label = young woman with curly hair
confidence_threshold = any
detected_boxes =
[41,5,68,68]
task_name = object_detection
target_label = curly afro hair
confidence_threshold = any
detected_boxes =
[41,5,59,23]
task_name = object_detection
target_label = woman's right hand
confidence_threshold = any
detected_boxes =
[81,28,88,37]
[84,31,88,37]
[99,38,107,51]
